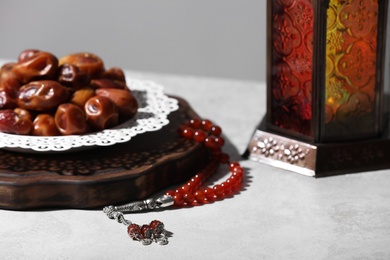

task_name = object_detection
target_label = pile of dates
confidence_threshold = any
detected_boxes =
[0,50,138,136]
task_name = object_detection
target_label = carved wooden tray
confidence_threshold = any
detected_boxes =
[0,97,209,210]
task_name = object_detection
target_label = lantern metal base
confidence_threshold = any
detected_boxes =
[245,118,390,177]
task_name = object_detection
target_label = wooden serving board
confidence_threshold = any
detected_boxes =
[0,97,209,210]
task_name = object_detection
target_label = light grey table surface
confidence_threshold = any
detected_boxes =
[0,61,389,259]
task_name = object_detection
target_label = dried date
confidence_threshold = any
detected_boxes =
[58,63,90,90]
[0,77,21,109]
[0,109,32,135]
[18,80,70,111]
[0,62,19,84]
[55,103,88,135]
[17,49,41,63]
[90,79,127,89]
[14,108,33,122]
[70,87,96,108]
[96,88,138,118]
[33,114,60,136]
[13,50,58,83]
[0,50,139,136]
[85,96,118,130]
[101,67,126,82]
[59,52,104,79]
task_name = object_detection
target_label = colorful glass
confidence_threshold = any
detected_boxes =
[269,0,382,141]
[323,0,379,139]
[270,0,314,137]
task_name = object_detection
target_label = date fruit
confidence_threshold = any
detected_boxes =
[17,49,41,63]
[96,88,138,118]
[101,67,126,82]
[18,80,70,111]
[0,50,139,136]
[55,103,88,135]
[14,108,33,122]
[0,77,21,109]
[58,63,90,90]
[33,114,60,136]
[90,79,127,89]
[0,63,19,84]
[0,109,33,135]
[13,50,58,83]
[85,96,118,130]
[70,87,96,108]
[59,52,104,79]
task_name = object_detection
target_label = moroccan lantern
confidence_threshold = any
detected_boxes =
[247,0,390,177]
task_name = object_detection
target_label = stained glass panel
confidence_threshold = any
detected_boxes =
[270,0,314,137]
[323,0,379,139]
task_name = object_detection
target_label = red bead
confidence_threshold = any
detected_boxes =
[191,174,202,184]
[173,193,184,206]
[141,224,154,239]
[229,175,242,189]
[185,181,196,191]
[177,125,186,135]
[214,137,225,147]
[229,174,240,183]
[194,190,206,202]
[193,130,206,143]
[165,190,175,197]
[195,172,207,181]
[233,167,244,177]
[232,169,244,179]
[189,177,201,190]
[221,180,232,193]
[211,125,222,136]
[189,118,201,129]
[127,224,142,240]
[204,137,216,149]
[229,162,240,171]
[183,193,195,204]
[180,184,192,194]
[149,220,164,235]
[203,187,215,200]
[213,184,224,197]
[201,120,213,131]
[181,127,194,139]
[175,188,184,194]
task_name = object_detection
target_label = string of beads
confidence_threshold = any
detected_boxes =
[165,118,244,206]
[105,118,244,245]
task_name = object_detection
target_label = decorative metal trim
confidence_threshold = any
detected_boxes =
[247,130,317,177]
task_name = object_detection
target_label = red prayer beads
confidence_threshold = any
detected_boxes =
[166,119,244,207]
[104,118,244,246]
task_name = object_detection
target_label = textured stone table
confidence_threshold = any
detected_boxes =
[0,61,389,259]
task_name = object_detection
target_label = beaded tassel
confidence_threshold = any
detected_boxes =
[103,118,244,245]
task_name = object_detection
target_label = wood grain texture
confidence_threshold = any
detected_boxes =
[0,97,209,209]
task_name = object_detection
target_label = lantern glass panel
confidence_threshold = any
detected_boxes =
[322,0,381,140]
[269,0,314,138]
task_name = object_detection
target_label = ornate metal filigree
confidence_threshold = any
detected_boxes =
[247,130,317,177]
[252,137,310,165]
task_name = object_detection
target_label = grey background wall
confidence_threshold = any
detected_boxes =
[0,0,266,82]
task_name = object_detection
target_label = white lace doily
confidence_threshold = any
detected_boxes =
[0,78,179,153]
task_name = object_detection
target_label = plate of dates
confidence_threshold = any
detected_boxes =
[0,50,178,153]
